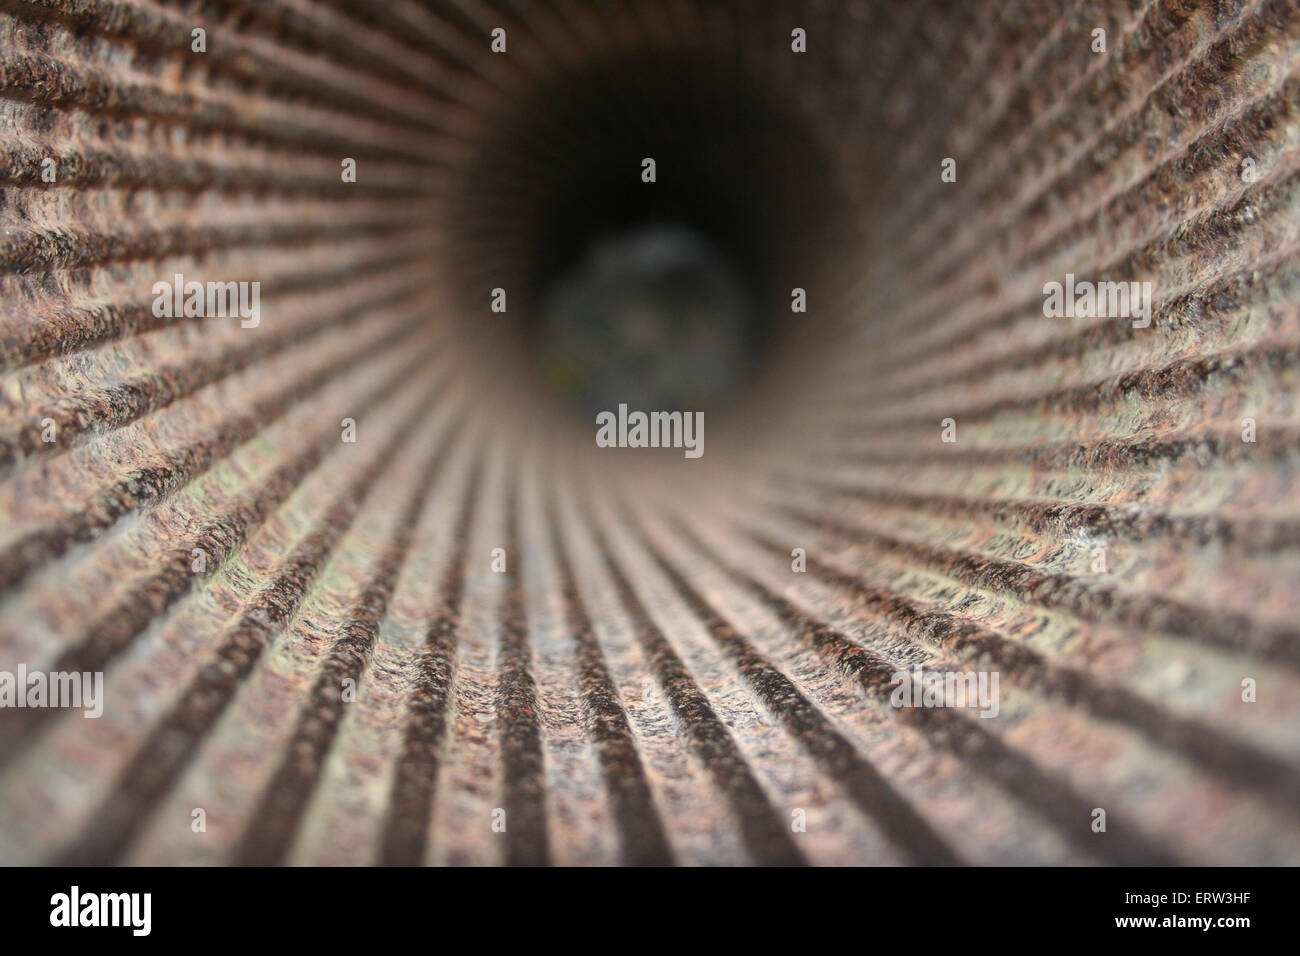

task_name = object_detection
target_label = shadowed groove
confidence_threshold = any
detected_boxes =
[657,515,1186,866]
[0,353,445,765]
[494,474,550,867]
[733,515,1300,815]
[895,0,1294,276]
[0,231,439,370]
[377,459,482,866]
[579,488,806,866]
[231,403,463,865]
[781,476,1300,555]
[0,322,439,593]
[53,372,453,865]
[0,268,440,473]
[0,202,430,273]
[1,0,1297,867]
[626,504,965,867]
[548,491,674,866]
[770,499,1300,669]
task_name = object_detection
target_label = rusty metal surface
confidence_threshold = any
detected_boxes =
[0,0,1298,865]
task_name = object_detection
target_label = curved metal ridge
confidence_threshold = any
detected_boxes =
[0,0,1298,866]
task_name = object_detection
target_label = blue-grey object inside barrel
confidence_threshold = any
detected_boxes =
[537,224,752,413]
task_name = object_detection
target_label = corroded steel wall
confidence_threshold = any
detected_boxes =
[1,0,1298,865]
